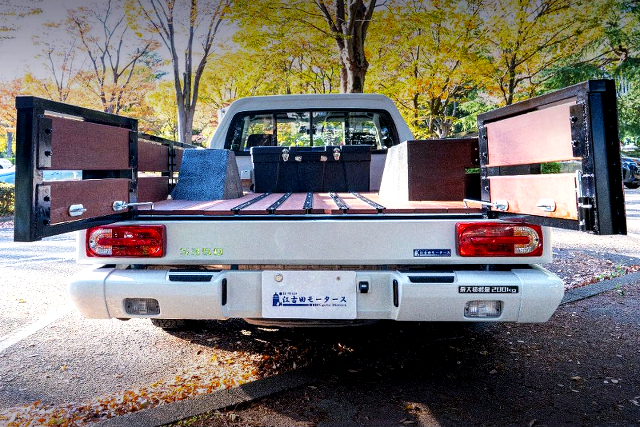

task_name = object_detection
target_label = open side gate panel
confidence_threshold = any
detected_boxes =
[14,97,189,242]
[477,80,625,235]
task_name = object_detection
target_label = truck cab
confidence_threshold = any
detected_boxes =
[209,94,413,193]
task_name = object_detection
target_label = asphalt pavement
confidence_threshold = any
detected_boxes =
[0,227,223,409]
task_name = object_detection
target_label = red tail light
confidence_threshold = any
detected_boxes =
[86,225,165,258]
[456,222,543,257]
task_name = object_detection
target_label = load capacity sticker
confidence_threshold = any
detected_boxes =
[458,286,519,294]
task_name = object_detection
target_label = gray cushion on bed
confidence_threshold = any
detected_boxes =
[170,149,243,200]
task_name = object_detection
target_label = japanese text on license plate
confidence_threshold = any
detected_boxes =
[261,271,357,319]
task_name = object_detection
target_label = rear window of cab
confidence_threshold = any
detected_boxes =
[225,110,399,151]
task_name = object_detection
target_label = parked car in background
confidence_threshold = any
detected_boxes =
[0,169,81,185]
[0,169,14,184]
[0,158,12,169]
[622,156,640,189]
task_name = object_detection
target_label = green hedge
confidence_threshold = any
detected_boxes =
[541,162,562,174]
[0,183,14,216]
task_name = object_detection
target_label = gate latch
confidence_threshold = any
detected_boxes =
[113,201,155,212]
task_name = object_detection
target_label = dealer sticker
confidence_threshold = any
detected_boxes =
[413,249,451,258]
[458,286,519,294]
[262,271,356,319]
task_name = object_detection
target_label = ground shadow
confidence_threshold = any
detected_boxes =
[174,296,640,427]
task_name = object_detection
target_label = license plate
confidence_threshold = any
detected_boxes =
[261,271,357,319]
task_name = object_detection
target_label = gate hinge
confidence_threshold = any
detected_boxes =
[575,170,595,232]
[128,130,138,168]
[569,103,587,159]
[37,116,53,168]
[36,185,52,231]
[578,196,595,232]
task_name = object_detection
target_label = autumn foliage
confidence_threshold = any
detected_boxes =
[2,0,639,142]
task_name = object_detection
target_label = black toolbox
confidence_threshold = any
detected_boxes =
[251,145,372,193]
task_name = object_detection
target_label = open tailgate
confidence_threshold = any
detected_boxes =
[476,79,626,235]
[13,97,185,242]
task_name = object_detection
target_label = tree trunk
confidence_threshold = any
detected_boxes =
[135,0,226,145]
[339,57,349,93]
[436,120,452,138]
[412,93,420,130]
[179,106,195,145]
[317,0,376,94]
[344,61,367,93]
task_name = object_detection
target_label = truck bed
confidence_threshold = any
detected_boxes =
[138,192,482,216]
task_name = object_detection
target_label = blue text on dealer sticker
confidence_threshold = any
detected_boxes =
[414,249,451,257]
[262,271,357,319]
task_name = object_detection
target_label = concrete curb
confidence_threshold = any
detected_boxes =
[95,366,320,427]
[560,270,640,305]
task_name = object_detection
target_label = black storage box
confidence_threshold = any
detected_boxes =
[251,145,372,193]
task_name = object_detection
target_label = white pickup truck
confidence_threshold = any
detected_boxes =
[13,80,626,328]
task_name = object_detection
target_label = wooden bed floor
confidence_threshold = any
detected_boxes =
[138,192,482,216]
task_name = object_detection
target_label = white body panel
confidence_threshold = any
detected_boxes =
[69,265,563,323]
[70,218,563,324]
[76,219,552,266]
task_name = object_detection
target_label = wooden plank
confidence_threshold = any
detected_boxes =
[313,193,343,215]
[485,102,579,167]
[138,176,169,203]
[489,174,578,220]
[371,194,448,213]
[365,193,417,213]
[352,193,386,212]
[272,192,309,215]
[368,193,480,214]
[174,147,185,172]
[338,193,378,214]
[430,201,475,214]
[379,139,478,201]
[48,116,130,170]
[132,192,481,216]
[47,179,129,225]
[408,139,478,201]
[237,193,285,215]
[202,193,267,216]
[141,199,229,215]
[139,140,170,172]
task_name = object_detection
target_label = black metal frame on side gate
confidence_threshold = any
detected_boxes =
[477,80,626,235]
[14,97,138,241]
